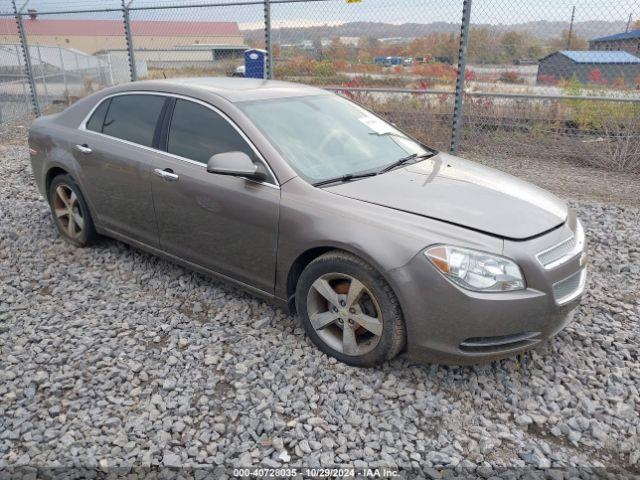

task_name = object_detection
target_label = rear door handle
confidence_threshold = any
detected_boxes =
[74,144,92,154]
[154,168,179,182]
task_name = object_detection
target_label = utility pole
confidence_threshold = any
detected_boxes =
[626,13,632,32]
[567,5,575,49]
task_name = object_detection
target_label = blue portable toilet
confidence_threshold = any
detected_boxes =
[244,49,267,79]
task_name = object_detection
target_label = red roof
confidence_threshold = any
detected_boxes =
[0,18,241,37]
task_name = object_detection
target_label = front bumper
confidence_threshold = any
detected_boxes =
[388,218,586,365]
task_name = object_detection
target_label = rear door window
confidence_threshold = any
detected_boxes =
[167,99,256,164]
[102,94,166,147]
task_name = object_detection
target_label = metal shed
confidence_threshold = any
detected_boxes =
[589,29,640,56]
[537,50,640,87]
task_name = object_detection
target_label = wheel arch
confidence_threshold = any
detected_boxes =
[44,164,100,229]
[284,244,398,314]
[45,165,71,198]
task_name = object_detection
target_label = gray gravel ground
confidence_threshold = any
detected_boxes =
[1,123,639,477]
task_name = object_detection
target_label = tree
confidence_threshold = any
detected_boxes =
[551,29,588,51]
[325,38,349,61]
[524,42,544,60]
[467,28,502,63]
[359,37,380,50]
[406,34,456,61]
[501,31,526,59]
[312,39,323,60]
[500,31,544,61]
[588,68,607,85]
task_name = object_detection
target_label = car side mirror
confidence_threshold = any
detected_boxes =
[206,151,267,182]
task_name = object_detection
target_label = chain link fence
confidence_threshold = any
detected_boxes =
[0,9,31,122]
[461,0,640,171]
[1,0,639,171]
[267,0,463,150]
[129,1,264,81]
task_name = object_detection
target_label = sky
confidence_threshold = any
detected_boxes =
[1,0,636,30]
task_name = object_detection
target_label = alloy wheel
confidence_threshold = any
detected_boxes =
[53,184,84,240]
[306,273,383,356]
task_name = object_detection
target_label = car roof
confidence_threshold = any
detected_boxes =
[122,77,331,103]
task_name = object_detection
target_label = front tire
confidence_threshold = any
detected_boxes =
[48,174,97,247]
[295,251,406,367]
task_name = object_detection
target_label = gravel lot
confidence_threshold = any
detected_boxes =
[1,123,639,477]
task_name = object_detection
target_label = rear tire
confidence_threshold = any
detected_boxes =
[48,174,97,247]
[295,251,405,367]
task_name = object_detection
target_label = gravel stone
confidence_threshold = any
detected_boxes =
[515,414,533,426]
[521,450,551,469]
[427,451,452,465]
[162,452,182,468]
[0,123,638,475]
[272,437,284,452]
[298,440,312,454]
[166,355,179,366]
[278,450,290,463]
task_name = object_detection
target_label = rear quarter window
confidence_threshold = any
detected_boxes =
[85,98,111,132]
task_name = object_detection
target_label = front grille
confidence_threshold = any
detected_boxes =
[552,268,586,305]
[460,331,541,353]
[537,236,576,268]
[537,220,586,270]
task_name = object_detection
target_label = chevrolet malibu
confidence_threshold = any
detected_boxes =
[28,78,587,367]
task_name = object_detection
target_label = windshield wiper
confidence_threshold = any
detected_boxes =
[379,152,433,174]
[312,151,435,187]
[312,171,378,187]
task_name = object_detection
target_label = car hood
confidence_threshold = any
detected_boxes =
[325,152,567,240]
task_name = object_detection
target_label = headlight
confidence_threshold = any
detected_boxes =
[425,245,525,292]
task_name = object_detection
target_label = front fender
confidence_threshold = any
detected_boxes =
[275,177,503,301]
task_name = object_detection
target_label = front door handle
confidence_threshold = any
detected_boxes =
[74,144,92,154]
[154,168,179,182]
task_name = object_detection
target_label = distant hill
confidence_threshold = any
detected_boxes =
[242,20,628,44]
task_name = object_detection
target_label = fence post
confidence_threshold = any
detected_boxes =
[263,0,273,79]
[449,0,472,154]
[20,74,30,110]
[107,53,115,86]
[58,46,69,102]
[12,0,40,117]
[122,0,137,81]
[36,45,49,106]
[16,45,31,113]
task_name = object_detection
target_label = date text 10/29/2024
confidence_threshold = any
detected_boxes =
[233,467,400,478]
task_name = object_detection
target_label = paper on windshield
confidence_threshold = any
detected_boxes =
[358,115,396,135]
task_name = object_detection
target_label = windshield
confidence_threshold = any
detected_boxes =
[238,94,431,184]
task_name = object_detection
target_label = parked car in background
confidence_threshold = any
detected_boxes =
[232,65,245,77]
[373,56,408,67]
[28,78,587,367]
